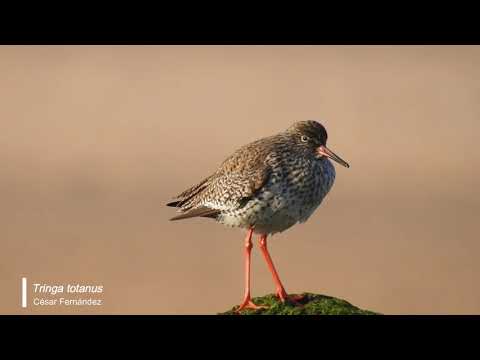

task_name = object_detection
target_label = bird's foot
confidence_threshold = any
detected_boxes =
[235,297,268,313]
[276,289,305,306]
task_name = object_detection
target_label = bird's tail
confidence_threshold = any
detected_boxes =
[169,206,220,221]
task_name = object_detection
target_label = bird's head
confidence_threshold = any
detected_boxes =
[287,120,350,168]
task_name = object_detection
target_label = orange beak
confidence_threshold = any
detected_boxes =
[317,145,350,168]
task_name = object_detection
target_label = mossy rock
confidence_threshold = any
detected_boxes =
[219,293,380,315]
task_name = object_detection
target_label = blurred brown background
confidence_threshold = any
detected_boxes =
[1,46,479,314]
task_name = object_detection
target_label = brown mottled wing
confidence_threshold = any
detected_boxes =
[167,175,217,220]
[166,176,212,209]
[167,136,275,221]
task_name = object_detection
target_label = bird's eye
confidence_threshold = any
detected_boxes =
[300,135,309,143]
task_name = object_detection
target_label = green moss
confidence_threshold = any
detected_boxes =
[219,293,380,315]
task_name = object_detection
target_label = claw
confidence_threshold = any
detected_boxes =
[276,290,305,306]
[235,298,268,313]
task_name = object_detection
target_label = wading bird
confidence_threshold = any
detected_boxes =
[167,120,349,311]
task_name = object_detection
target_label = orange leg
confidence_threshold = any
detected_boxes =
[235,228,267,312]
[258,234,304,305]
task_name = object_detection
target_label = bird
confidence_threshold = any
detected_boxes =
[167,120,350,311]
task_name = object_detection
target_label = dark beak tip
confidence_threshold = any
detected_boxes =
[318,145,349,169]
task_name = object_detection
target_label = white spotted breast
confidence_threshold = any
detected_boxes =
[217,157,336,235]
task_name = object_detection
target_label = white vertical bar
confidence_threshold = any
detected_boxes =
[22,277,27,308]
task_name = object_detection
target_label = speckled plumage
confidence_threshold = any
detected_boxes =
[168,120,346,235]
